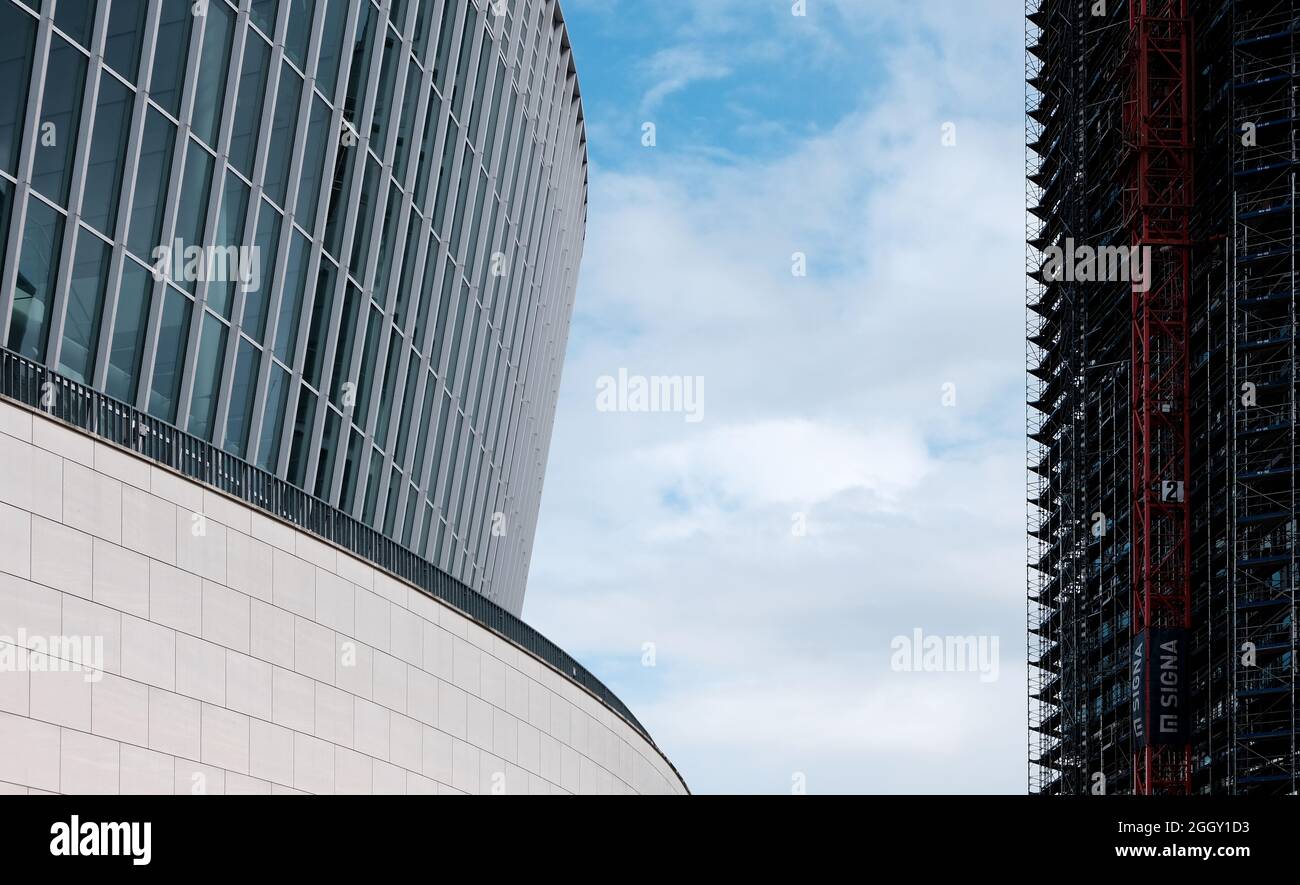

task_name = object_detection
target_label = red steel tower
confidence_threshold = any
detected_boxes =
[1123,0,1195,795]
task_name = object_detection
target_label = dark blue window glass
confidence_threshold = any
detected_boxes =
[150,2,193,115]
[287,386,317,486]
[105,259,152,402]
[285,0,311,70]
[242,200,282,342]
[274,231,311,364]
[250,0,278,37]
[8,198,65,360]
[126,109,175,260]
[191,0,236,149]
[148,286,191,422]
[264,66,302,206]
[317,0,348,98]
[53,0,94,47]
[228,34,271,178]
[187,311,227,439]
[81,77,133,237]
[59,227,112,383]
[173,141,215,292]
[104,0,147,83]
[209,172,250,319]
[224,338,259,458]
[0,2,37,176]
[295,97,331,231]
[31,38,88,207]
[256,364,289,471]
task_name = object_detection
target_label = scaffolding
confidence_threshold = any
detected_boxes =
[1230,0,1299,793]
[1028,0,1300,795]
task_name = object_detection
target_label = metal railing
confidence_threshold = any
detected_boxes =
[0,347,658,752]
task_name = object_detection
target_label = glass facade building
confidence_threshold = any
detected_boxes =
[0,0,587,615]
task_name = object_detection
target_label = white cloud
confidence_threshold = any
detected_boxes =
[527,0,1027,794]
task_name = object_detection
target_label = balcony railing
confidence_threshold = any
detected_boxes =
[0,346,659,754]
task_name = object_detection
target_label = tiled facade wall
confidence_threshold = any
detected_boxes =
[0,399,686,795]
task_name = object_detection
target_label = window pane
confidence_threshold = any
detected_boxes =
[256,363,289,471]
[274,231,311,364]
[349,156,381,272]
[393,66,420,182]
[414,92,442,208]
[148,287,191,422]
[343,2,376,123]
[209,172,249,318]
[8,198,64,360]
[81,76,133,237]
[242,199,281,341]
[371,33,399,147]
[0,180,12,294]
[228,34,270,178]
[285,0,311,70]
[150,1,193,115]
[53,0,94,48]
[295,97,331,231]
[191,0,235,148]
[362,446,382,525]
[302,258,337,387]
[0,2,37,176]
[314,407,340,498]
[104,0,147,82]
[31,37,88,207]
[173,141,214,291]
[187,311,227,439]
[250,0,278,37]
[287,386,317,486]
[372,186,399,304]
[340,428,364,512]
[105,259,152,402]
[432,0,458,94]
[224,338,259,458]
[327,282,360,406]
[58,227,111,383]
[317,0,348,98]
[264,66,302,206]
[353,304,383,420]
[126,108,175,259]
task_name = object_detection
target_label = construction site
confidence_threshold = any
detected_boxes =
[1027,0,1299,794]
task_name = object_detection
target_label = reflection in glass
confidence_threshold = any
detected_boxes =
[148,287,191,422]
[31,38,88,206]
[224,338,260,458]
[191,0,235,148]
[126,109,176,259]
[59,227,112,383]
[53,0,94,47]
[104,0,147,82]
[242,200,282,342]
[209,173,250,318]
[274,231,311,365]
[256,364,289,471]
[264,66,302,206]
[105,259,152,402]
[150,2,193,115]
[0,4,36,176]
[187,311,227,440]
[228,34,271,178]
[81,77,133,237]
[8,198,65,360]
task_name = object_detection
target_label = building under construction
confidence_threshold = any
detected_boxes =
[1027,0,1299,794]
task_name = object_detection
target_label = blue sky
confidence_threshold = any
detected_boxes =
[523,0,1028,794]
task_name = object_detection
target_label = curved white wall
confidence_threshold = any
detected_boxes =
[0,399,686,795]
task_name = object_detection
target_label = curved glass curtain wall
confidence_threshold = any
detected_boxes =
[0,0,588,616]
